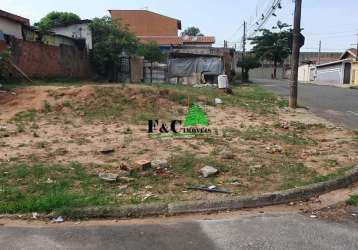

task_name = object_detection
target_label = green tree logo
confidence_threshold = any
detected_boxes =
[184,104,209,127]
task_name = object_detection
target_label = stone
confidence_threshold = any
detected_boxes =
[134,159,152,170]
[214,98,223,105]
[98,173,118,182]
[199,166,218,178]
[151,159,169,170]
[99,146,115,154]
[220,148,235,159]
[249,164,264,173]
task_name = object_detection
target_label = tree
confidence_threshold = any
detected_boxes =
[181,26,203,36]
[250,23,291,79]
[90,16,138,81]
[35,11,81,32]
[237,55,261,82]
[137,42,164,83]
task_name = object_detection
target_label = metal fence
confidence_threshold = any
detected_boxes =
[144,61,168,83]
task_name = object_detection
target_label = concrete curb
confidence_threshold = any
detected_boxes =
[61,165,358,219]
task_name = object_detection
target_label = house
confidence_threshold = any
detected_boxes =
[51,20,93,50]
[109,10,215,51]
[0,9,30,40]
[109,10,181,51]
[314,48,357,86]
[352,61,358,85]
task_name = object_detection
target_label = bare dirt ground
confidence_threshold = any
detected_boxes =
[0,83,357,212]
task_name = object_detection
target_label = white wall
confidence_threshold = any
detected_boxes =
[298,64,313,83]
[52,23,92,50]
[0,17,23,39]
[316,64,343,85]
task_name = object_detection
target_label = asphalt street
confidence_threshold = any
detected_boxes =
[1,213,358,250]
[254,79,358,130]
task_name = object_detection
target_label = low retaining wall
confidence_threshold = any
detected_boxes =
[64,165,358,219]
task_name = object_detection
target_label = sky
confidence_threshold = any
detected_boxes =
[1,0,357,52]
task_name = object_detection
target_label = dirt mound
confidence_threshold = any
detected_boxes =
[0,85,95,121]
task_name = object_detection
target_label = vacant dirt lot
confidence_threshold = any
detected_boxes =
[0,83,357,213]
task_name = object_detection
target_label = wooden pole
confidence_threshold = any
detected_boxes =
[289,0,302,109]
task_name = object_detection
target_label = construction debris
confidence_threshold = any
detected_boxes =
[199,166,218,178]
[134,159,151,170]
[188,185,231,193]
[98,173,118,182]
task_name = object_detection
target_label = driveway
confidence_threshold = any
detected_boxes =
[254,79,358,130]
[1,213,357,250]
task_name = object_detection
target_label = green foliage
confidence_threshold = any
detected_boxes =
[181,26,203,36]
[35,11,81,32]
[237,55,261,81]
[347,194,358,206]
[184,104,209,127]
[250,23,291,78]
[137,41,164,63]
[90,16,138,81]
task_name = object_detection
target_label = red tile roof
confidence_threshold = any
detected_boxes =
[348,48,357,56]
[0,9,30,27]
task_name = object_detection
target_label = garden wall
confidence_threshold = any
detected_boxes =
[10,39,91,79]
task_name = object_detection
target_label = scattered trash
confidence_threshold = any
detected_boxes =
[45,178,54,184]
[281,121,290,129]
[310,215,317,219]
[199,166,218,178]
[52,216,64,223]
[119,163,130,171]
[134,159,151,170]
[289,202,295,206]
[220,148,235,159]
[352,213,357,217]
[214,98,223,105]
[266,144,283,154]
[99,147,115,154]
[118,176,135,183]
[249,164,264,173]
[141,192,155,201]
[151,159,169,170]
[32,212,38,219]
[145,185,153,190]
[98,173,118,182]
[188,185,231,193]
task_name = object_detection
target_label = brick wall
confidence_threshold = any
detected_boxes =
[11,39,91,79]
[110,10,179,36]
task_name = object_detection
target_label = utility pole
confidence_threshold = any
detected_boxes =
[356,33,358,61]
[242,21,246,82]
[318,40,321,65]
[289,0,302,109]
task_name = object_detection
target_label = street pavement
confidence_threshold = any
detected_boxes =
[254,79,358,130]
[1,213,358,250]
